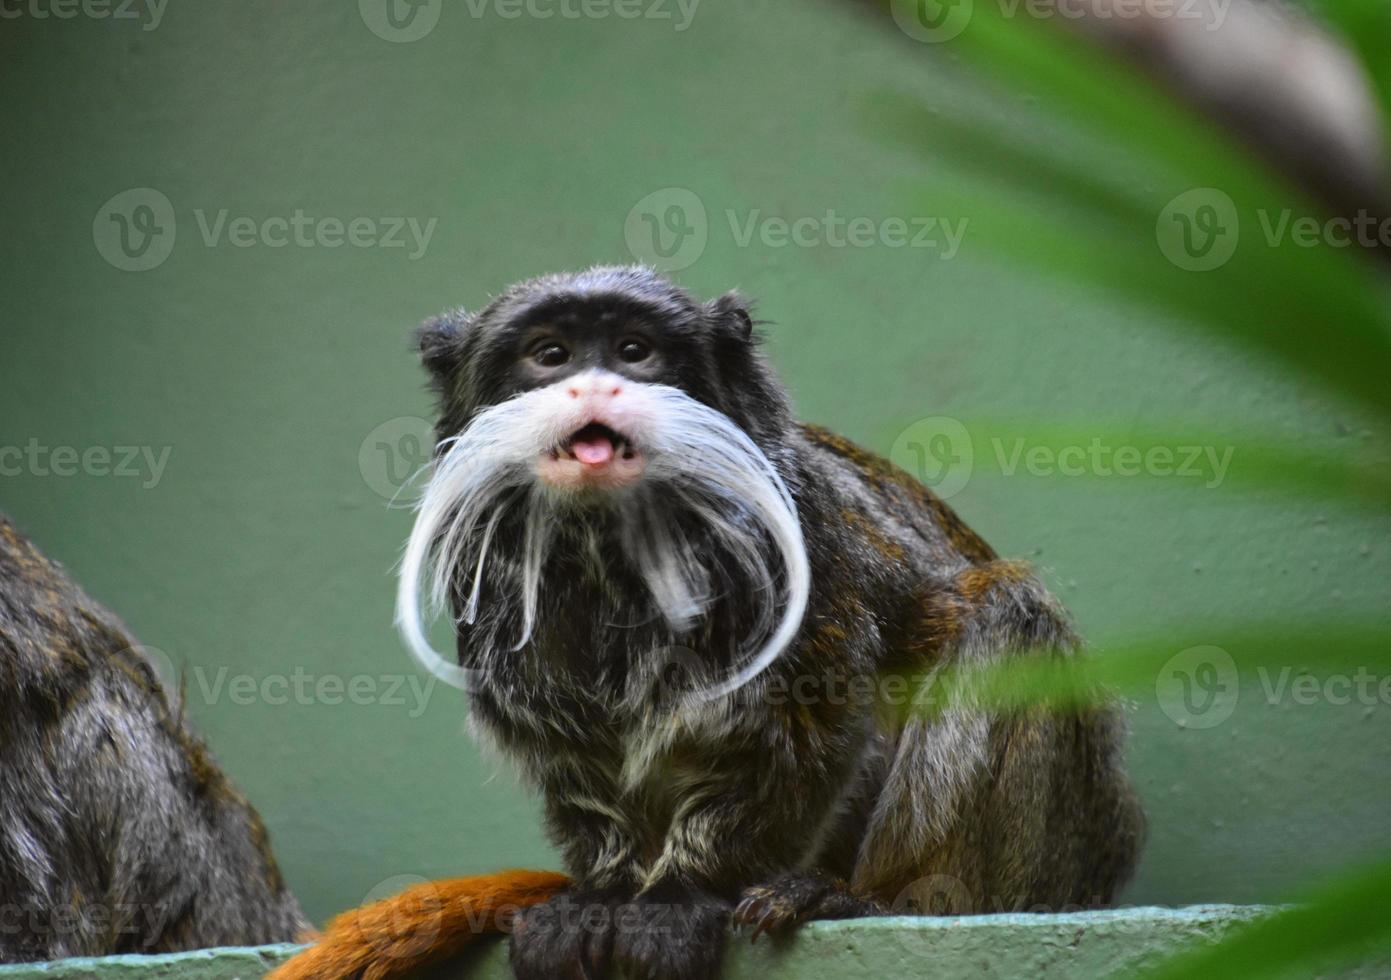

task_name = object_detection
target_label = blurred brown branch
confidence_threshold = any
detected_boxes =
[854,0,1391,266]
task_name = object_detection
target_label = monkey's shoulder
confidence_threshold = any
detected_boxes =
[793,423,996,568]
[0,515,166,723]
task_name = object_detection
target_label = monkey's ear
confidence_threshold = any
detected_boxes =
[705,291,754,341]
[415,310,472,384]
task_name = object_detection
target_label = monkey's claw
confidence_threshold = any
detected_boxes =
[733,873,883,942]
[733,887,798,942]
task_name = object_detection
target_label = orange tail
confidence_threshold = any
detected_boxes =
[268,869,570,980]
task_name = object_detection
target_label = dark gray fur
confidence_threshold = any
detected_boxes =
[0,517,309,964]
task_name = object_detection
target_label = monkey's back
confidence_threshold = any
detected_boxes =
[790,426,1145,913]
[0,517,308,964]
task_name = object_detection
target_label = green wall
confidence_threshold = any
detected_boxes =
[1,0,1387,929]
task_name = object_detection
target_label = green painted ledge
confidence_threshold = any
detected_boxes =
[2,907,1389,979]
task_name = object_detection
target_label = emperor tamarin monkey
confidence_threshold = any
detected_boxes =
[0,516,309,963]
[397,266,1144,980]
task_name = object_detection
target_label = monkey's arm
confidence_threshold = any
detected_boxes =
[266,870,568,980]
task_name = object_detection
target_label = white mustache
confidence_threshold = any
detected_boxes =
[394,371,810,703]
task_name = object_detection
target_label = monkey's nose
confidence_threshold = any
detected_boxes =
[566,373,624,400]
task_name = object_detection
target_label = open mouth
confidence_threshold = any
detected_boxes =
[551,422,639,468]
[538,421,645,490]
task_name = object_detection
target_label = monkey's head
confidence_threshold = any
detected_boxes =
[396,267,810,701]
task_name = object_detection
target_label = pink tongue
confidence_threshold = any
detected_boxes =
[571,435,615,466]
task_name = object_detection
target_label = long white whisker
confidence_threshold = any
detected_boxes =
[513,489,553,651]
[395,373,810,701]
[463,506,505,625]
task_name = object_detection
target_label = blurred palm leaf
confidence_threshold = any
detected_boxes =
[849,0,1391,976]
[1134,854,1391,979]
[863,4,1391,421]
[907,622,1391,715]
[872,419,1391,510]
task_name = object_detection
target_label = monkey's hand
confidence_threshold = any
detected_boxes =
[509,885,632,980]
[733,872,886,941]
[607,880,730,980]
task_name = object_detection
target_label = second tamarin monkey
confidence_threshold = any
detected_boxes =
[396,266,1144,980]
[0,517,309,964]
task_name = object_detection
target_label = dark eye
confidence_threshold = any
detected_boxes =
[531,342,569,368]
[617,339,651,364]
